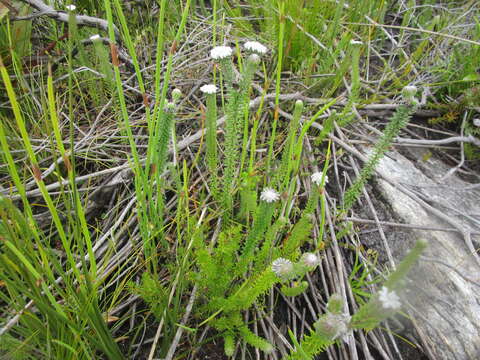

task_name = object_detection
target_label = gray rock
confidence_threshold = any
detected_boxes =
[365,146,480,360]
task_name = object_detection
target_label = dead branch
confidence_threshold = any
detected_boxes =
[17,0,121,40]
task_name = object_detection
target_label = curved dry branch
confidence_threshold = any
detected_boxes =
[18,0,121,40]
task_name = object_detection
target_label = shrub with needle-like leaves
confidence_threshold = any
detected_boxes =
[285,239,427,359]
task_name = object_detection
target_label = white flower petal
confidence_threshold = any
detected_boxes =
[260,188,280,203]
[247,54,260,64]
[244,41,267,55]
[311,172,328,186]
[314,312,351,341]
[200,84,218,94]
[378,286,401,310]
[403,85,418,98]
[66,5,76,11]
[272,258,293,278]
[210,46,233,60]
[301,253,319,267]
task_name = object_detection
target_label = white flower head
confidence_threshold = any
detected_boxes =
[314,312,351,341]
[473,118,480,127]
[200,84,218,94]
[301,253,319,267]
[378,286,401,310]
[311,172,328,186]
[244,41,267,55]
[272,258,293,278]
[260,188,280,203]
[403,85,417,98]
[210,46,233,60]
[172,88,182,101]
[90,34,101,41]
[247,53,261,65]
[66,4,76,11]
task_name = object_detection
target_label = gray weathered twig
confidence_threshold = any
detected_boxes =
[19,0,121,40]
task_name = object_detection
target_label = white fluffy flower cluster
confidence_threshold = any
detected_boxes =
[247,54,261,65]
[403,85,417,97]
[378,286,401,310]
[171,88,182,103]
[200,84,218,94]
[301,253,319,267]
[260,188,280,203]
[66,4,76,11]
[271,258,293,278]
[244,41,267,55]
[402,85,418,104]
[311,172,328,186]
[314,312,351,341]
[210,46,233,60]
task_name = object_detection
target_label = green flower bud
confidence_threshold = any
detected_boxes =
[327,293,344,314]
[402,85,417,99]
[172,88,182,102]
[295,99,304,112]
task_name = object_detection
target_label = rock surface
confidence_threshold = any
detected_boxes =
[365,146,480,360]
